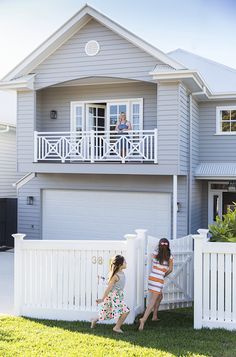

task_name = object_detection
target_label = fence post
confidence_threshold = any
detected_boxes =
[124,233,137,323]
[193,233,204,329]
[135,229,147,313]
[197,229,209,241]
[12,233,26,316]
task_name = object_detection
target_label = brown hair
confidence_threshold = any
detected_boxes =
[108,255,125,282]
[155,238,171,265]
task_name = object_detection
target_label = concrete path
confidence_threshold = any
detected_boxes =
[0,251,14,315]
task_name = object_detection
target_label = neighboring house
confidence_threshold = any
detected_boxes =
[0,4,236,241]
[0,122,18,198]
[0,122,18,246]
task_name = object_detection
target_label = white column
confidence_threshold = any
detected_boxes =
[12,233,26,316]
[193,233,204,329]
[124,233,137,323]
[33,131,38,162]
[135,229,147,313]
[173,175,177,239]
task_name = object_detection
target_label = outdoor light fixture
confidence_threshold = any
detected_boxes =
[228,181,236,192]
[27,196,34,205]
[50,110,57,119]
[177,202,181,212]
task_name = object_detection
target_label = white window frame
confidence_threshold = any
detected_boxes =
[216,106,236,135]
[70,98,143,131]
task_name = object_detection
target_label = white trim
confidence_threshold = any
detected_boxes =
[216,106,236,135]
[0,74,36,90]
[13,173,36,190]
[173,175,177,240]
[207,181,231,225]
[1,5,184,82]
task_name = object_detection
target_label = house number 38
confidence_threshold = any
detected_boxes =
[92,256,103,265]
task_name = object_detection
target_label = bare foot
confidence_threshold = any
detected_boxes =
[91,319,97,329]
[113,327,124,333]
[152,317,160,321]
[138,318,145,331]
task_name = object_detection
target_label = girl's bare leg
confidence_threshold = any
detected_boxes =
[152,293,163,320]
[139,294,159,331]
[113,311,129,333]
[91,317,99,328]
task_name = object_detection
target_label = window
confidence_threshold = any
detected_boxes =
[216,106,236,134]
[107,99,143,131]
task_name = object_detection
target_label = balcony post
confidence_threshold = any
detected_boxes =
[90,130,95,163]
[34,131,38,162]
[154,128,158,164]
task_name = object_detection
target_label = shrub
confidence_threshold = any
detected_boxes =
[209,203,236,242]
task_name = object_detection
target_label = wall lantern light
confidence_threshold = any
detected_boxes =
[228,181,236,192]
[177,202,181,212]
[50,110,57,119]
[27,196,34,205]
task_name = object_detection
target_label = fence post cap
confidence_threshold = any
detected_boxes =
[135,229,147,234]
[197,229,209,235]
[12,233,26,240]
[192,234,204,240]
[124,234,136,240]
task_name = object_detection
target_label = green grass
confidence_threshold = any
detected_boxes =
[0,308,235,357]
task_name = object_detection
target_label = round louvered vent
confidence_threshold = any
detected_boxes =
[85,40,100,56]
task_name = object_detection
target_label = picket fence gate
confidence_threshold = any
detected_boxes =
[146,234,194,309]
[13,231,194,323]
[193,230,236,330]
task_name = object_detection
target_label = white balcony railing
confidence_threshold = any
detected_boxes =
[34,129,158,163]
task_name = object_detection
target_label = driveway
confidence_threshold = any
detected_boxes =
[0,251,14,315]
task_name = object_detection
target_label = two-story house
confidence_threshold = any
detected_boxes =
[0,4,236,241]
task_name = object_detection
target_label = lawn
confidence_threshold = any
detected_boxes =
[0,308,235,357]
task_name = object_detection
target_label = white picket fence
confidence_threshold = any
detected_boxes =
[13,231,194,323]
[147,235,194,309]
[193,230,236,330]
[13,230,146,324]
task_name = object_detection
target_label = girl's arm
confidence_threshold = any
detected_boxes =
[96,275,118,304]
[165,258,174,277]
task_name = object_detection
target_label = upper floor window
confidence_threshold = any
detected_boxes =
[216,106,236,134]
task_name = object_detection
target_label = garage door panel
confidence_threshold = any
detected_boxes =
[42,190,171,240]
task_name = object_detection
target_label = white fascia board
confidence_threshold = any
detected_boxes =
[13,173,36,189]
[0,74,36,90]
[2,5,184,82]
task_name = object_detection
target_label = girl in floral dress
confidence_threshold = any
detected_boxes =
[139,238,173,331]
[91,255,130,333]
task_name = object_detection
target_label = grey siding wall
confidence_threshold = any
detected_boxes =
[199,100,236,162]
[34,19,161,89]
[36,82,157,131]
[0,127,18,197]
[17,91,36,172]
[18,174,188,240]
[157,83,179,171]
[179,84,189,174]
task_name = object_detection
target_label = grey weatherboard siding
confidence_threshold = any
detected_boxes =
[18,174,188,240]
[199,100,236,162]
[33,19,162,89]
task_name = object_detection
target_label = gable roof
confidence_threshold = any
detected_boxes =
[2,4,184,82]
[168,49,236,94]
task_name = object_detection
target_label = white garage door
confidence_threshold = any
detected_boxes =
[42,190,171,240]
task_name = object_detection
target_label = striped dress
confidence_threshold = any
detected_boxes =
[148,251,173,295]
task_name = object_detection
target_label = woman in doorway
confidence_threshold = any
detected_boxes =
[115,112,132,157]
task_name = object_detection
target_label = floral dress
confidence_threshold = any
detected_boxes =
[98,271,130,321]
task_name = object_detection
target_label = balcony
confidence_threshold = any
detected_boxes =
[34,130,158,164]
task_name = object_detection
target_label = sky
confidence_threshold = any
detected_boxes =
[0,0,236,123]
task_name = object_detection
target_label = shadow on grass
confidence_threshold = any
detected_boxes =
[24,308,236,357]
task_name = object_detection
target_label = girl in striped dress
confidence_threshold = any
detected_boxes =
[139,238,173,331]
